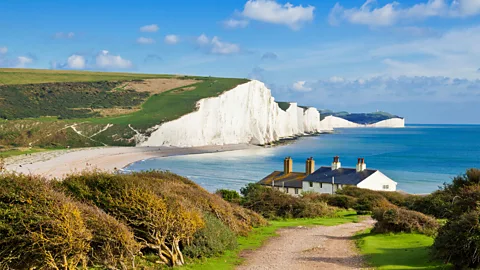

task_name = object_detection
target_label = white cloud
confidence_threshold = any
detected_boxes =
[196,34,210,46]
[96,50,133,69]
[303,75,480,105]
[137,37,155,44]
[223,19,249,28]
[139,24,159,32]
[241,0,315,29]
[53,32,75,39]
[164,34,179,45]
[329,0,480,27]
[15,56,33,68]
[211,36,240,55]
[292,80,312,91]
[196,34,241,55]
[0,46,7,54]
[67,54,86,69]
[329,76,345,83]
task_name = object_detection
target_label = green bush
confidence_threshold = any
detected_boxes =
[183,213,237,259]
[215,189,241,204]
[240,183,335,219]
[59,172,204,266]
[407,190,454,219]
[337,186,411,208]
[0,174,92,269]
[432,210,480,269]
[372,207,439,236]
[301,193,357,209]
[78,204,140,268]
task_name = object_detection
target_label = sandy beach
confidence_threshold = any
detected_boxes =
[4,144,257,179]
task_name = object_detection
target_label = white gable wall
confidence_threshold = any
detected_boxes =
[302,181,344,194]
[356,171,397,191]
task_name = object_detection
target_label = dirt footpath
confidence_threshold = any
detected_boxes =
[237,217,375,270]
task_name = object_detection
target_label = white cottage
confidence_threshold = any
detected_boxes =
[258,156,397,196]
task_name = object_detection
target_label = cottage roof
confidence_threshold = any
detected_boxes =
[303,166,377,185]
[258,171,306,188]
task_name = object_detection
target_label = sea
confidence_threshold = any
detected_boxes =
[125,124,480,194]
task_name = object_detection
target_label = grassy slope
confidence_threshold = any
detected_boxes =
[356,230,450,269]
[182,211,358,270]
[92,78,249,129]
[0,68,176,85]
[0,69,249,148]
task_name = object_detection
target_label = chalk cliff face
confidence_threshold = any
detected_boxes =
[320,116,405,129]
[140,80,327,147]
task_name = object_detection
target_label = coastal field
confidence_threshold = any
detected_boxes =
[0,68,248,154]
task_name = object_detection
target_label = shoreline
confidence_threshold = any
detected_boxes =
[4,144,258,180]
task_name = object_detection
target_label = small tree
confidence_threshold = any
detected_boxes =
[432,210,480,268]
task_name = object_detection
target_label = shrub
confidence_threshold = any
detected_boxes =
[301,193,357,209]
[337,186,411,208]
[372,207,439,236]
[447,168,480,191]
[353,194,393,213]
[183,213,237,259]
[78,204,140,269]
[432,210,480,269]
[60,171,204,266]
[407,190,454,219]
[240,183,336,219]
[0,174,92,269]
[216,189,241,204]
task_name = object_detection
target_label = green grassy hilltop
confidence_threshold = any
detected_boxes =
[0,68,248,155]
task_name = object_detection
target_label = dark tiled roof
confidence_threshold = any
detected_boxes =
[303,166,377,185]
[258,171,306,188]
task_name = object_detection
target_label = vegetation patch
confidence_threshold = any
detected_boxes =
[276,101,291,112]
[356,229,448,270]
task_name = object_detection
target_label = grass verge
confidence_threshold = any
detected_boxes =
[355,229,451,269]
[180,210,358,270]
[0,147,52,158]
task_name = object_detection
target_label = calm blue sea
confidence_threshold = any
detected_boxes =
[125,125,480,194]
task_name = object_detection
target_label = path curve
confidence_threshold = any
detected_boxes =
[237,217,374,270]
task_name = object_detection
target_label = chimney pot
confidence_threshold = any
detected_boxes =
[356,158,366,172]
[331,156,341,170]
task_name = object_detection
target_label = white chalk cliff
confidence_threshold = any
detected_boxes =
[140,80,404,147]
[319,116,405,129]
[140,80,328,147]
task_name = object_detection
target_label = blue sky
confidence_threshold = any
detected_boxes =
[1,0,480,124]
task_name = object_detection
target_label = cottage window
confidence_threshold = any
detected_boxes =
[285,188,289,193]
[320,183,323,188]
[295,188,299,194]
[383,185,389,190]
[309,182,313,187]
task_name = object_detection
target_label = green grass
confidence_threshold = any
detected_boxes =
[181,211,358,270]
[0,68,177,85]
[0,147,52,158]
[356,230,451,269]
[92,77,249,129]
[0,69,249,148]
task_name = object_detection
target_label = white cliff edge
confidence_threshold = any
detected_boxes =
[140,80,330,147]
[319,115,405,129]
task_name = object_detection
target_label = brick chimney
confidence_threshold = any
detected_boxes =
[305,157,315,175]
[283,157,293,174]
[331,156,341,170]
[356,158,366,172]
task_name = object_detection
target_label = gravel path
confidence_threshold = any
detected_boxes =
[237,217,375,270]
